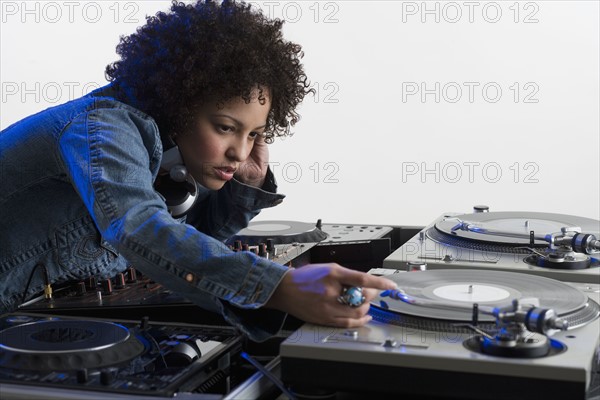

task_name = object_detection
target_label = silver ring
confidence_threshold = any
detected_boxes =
[337,286,365,307]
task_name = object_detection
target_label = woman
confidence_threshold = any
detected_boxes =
[0,0,395,341]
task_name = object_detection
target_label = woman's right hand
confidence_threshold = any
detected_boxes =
[265,263,397,328]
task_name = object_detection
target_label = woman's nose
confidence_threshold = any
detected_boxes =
[225,137,251,162]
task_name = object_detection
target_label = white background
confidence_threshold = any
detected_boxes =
[1,1,598,227]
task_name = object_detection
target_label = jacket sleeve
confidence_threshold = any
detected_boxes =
[57,105,289,341]
[185,167,285,242]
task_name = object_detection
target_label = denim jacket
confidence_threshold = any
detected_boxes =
[0,84,289,341]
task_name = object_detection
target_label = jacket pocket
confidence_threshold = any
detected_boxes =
[55,216,119,279]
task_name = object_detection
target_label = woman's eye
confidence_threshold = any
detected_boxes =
[248,132,259,139]
[216,124,234,133]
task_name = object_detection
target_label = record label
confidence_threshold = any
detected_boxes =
[432,284,510,303]
[248,223,295,232]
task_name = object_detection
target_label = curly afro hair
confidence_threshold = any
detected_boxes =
[105,0,312,142]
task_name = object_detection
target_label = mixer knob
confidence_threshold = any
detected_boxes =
[115,273,126,289]
[127,267,137,283]
[102,279,113,295]
[86,276,97,290]
[75,281,86,296]
[266,238,274,253]
[258,243,268,258]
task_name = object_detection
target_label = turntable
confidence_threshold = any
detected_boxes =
[0,313,242,399]
[383,209,600,283]
[280,269,600,400]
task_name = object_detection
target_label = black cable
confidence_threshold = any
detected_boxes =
[21,263,49,305]
[144,331,168,369]
[41,264,53,300]
[240,352,297,400]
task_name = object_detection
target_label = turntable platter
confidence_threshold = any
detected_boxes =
[229,220,328,245]
[434,211,600,246]
[374,269,589,321]
[0,320,146,370]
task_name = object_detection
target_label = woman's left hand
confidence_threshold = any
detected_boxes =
[235,135,269,187]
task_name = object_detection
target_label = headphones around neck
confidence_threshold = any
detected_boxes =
[155,138,199,218]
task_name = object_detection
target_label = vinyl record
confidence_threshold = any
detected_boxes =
[228,220,328,245]
[434,211,600,247]
[374,269,588,321]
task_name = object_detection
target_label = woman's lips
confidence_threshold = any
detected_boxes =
[214,167,236,181]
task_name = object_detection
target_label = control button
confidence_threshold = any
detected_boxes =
[442,254,455,262]
[140,316,150,330]
[407,262,427,272]
[100,370,113,386]
[343,330,358,339]
[76,369,88,384]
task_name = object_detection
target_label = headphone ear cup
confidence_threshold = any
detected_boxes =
[169,165,188,183]
[155,146,198,218]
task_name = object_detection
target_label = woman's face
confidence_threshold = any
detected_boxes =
[176,90,271,190]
